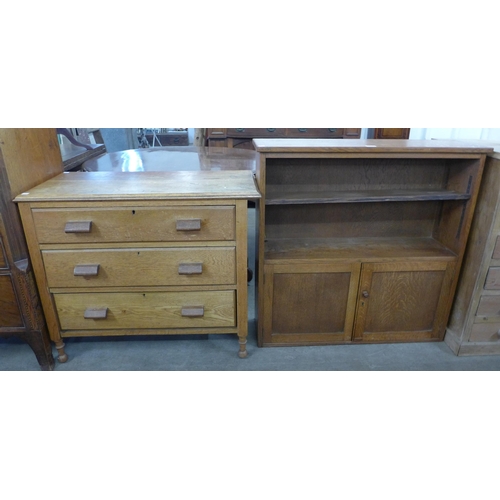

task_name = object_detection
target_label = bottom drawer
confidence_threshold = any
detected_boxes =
[54,291,235,330]
[470,322,500,343]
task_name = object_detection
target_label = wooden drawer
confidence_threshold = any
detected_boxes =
[43,247,236,288]
[285,128,343,138]
[227,128,286,137]
[476,295,500,318]
[470,322,500,342]
[54,290,236,330]
[484,267,500,289]
[32,206,235,244]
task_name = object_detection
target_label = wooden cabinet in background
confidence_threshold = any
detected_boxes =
[206,128,362,149]
[254,138,490,347]
[0,129,64,369]
[445,144,500,355]
[373,128,411,139]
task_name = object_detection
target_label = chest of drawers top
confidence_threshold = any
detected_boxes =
[14,170,261,204]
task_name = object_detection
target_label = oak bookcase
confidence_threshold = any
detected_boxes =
[253,139,491,347]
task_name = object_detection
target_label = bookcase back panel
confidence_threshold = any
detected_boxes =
[265,202,441,240]
[265,158,473,194]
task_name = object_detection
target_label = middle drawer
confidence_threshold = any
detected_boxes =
[43,247,236,288]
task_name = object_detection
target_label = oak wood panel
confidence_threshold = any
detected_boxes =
[253,138,494,154]
[353,261,455,342]
[265,157,451,193]
[54,290,236,330]
[264,237,457,264]
[0,275,24,327]
[32,206,236,244]
[15,170,260,202]
[265,202,441,240]
[0,129,63,198]
[42,247,236,288]
[261,263,360,345]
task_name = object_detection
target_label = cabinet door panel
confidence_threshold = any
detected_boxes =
[261,263,360,345]
[354,261,455,342]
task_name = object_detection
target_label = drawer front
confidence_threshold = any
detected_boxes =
[484,267,500,289]
[227,128,286,137]
[54,290,236,330]
[32,206,235,244]
[476,295,500,318]
[285,128,343,138]
[470,322,500,343]
[43,247,236,288]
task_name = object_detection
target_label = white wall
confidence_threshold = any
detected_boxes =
[410,128,500,141]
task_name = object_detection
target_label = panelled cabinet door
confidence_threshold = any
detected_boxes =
[261,262,361,345]
[353,261,456,342]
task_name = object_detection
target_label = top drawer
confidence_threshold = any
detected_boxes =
[32,206,235,244]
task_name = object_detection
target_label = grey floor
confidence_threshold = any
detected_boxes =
[2,208,500,371]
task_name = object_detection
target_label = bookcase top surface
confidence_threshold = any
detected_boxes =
[252,139,495,154]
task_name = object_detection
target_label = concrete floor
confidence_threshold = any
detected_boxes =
[2,208,500,371]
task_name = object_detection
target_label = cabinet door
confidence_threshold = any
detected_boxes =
[353,261,455,342]
[261,262,361,345]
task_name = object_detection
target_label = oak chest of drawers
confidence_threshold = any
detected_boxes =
[15,170,260,363]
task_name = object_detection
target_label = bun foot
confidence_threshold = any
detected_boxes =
[55,341,68,363]
[238,338,248,358]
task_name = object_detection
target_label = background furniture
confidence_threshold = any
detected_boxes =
[206,128,362,149]
[371,128,411,139]
[81,145,259,173]
[0,128,65,369]
[445,142,500,355]
[253,139,490,347]
[16,167,260,363]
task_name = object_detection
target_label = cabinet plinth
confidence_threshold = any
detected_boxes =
[15,170,260,362]
[254,139,490,347]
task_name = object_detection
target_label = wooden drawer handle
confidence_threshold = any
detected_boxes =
[65,221,92,233]
[84,307,108,319]
[176,219,201,231]
[178,263,203,275]
[181,306,204,317]
[74,264,100,277]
